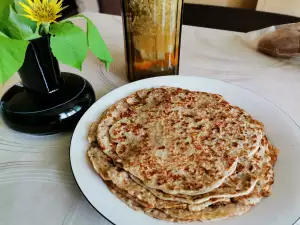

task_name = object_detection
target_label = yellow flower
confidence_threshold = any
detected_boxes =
[19,0,68,24]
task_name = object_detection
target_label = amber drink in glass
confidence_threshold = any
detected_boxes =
[121,0,184,81]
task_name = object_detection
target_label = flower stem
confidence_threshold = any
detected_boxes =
[39,23,50,35]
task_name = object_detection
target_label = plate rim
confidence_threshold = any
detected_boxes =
[70,75,300,225]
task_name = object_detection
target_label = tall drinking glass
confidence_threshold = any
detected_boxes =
[121,0,184,81]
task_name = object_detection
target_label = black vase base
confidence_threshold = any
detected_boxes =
[0,72,96,135]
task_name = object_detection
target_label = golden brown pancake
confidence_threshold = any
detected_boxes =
[86,87,279,222]
[96,87,264,195]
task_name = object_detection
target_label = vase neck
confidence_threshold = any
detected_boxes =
[18,36,62,94]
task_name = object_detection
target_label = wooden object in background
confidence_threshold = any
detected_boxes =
[98,0,121,15]
[183,4,299,32]
[184,0,258,9]
[257,0,300,17]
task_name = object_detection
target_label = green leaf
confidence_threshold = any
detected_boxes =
[14,0,37,31]
[71,15,113,70]
[50,21,88,70]
[0,36,28,84]
[0,1,12,36]
[14,0,25,13]
[0,31,8,37]
[0,0,13,13]
[25,32,40,40]
[4,6,36,40]
[86,17,113,70]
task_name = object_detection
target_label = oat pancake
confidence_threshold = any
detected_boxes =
[87,139,270,209]
[107,181,251,222]
[88,147,229,210]
[235,142,278,205]
[88,132,267,206]
[128,137,268,205]
[87,87,279,222]
[130,172,257,204]
[161,203,252,221]
[143,209,192,222]
[96,87,264,195]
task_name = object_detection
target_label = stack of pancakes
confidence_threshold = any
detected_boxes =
[87,87,279,222]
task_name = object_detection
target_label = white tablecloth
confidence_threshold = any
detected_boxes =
[1,12,299,225]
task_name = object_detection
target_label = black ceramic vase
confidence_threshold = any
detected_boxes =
[0,36,96,135]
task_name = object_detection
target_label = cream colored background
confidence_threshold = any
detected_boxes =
[257,0,300,17]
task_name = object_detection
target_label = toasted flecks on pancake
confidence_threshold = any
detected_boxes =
[107,181,251,222]
[87,87,279,222]
[127,139,269,205]
[88,147,232,210]
[96,87,264,195]
[87,140,274,211]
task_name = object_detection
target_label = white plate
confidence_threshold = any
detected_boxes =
[70,76,300,225]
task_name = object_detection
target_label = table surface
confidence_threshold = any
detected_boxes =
[1,12,300,225]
